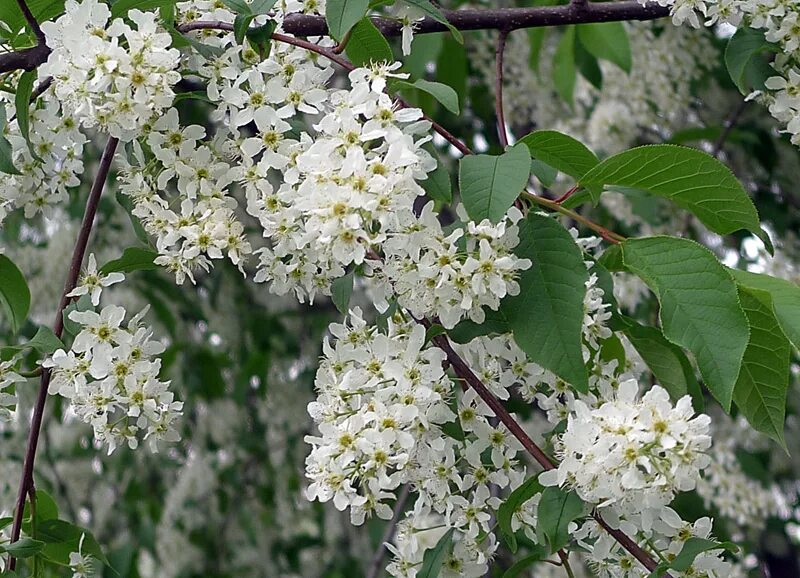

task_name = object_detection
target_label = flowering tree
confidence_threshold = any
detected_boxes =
[0,0,799,576]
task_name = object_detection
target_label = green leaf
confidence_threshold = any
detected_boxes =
[527,28,547,72]
[575,40,602,90]
[421,161,452,204]
[396,79,459,114]
[502,546,549,578]
[418,528,454,578]
[0,254,31,334]
[620,237,749,410]
[234,13,255,44]
[0,105,21,176]
[99,247,158,275]
[498,477,544,553]
[617,315,699,403]
[116,191,150,246]
[458,143,530,223]
[729,269,800,350]
[330,271,354,315]
[325,0,369,41]
[344,18,393,67]
[530,159,557,188]
[249,0,278,13]
[110,0,177,18]
[732,287,790,448]
[62,294,93,337]
[537,486,583,553]
[448,308,510,344]
[246,20,277,57]
[579,145,770,251]
[519,130,600,202]
[15,71,37,161]
[400,0,462,44]
[221,0,253,14]
[0,0,64,34]
[0,537,45,558]
[667,538,738,573]
[502,214,589,392]
[553,26,577,106]
[577,22,631,73]
[37,520,108,566]
[725,27,777,95]
[25,326,63,354]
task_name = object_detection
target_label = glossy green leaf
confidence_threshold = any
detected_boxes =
[553,26,576,105]
[732,287,790,448]
[234,13,254,44]
[15,71,37,161]
[396,79,459,114]
[580,145,771,251]
[0,537,45,558]
[448,308,510,344]
[621,237,749,410]
[725,27,777,95]
[331,271,354,315]
[577,22,631,73]
[0,0,64,34]
[25,326,63,354]
[498,477,544,553]
[537,486,583,553]
[729,269,800,350]
[617,315,699,403]
[38,519,108,565]
[502,214,589,392]
[458,143,530,223]
[345,18,393,67]
[502,546,549,578]
[100,247,158,275]
[418,528,454,578]
[422,162,452,204]
[325,0,369,40]
[0,254,31,334]
[520,130,599,179]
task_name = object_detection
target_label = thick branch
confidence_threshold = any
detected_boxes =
[8,137,119,570]
[280,2,670,36]
[1,2,670,74]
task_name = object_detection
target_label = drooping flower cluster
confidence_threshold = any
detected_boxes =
[649,0,800,146]
[40,0,181,140]
[44,304,182,453]
[542,380,712,522]
[0,95,86,224]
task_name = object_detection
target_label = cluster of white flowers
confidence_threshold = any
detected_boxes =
[0,357,24,423]
[0,96,86,224]
[651,0,800,145]
[44,303,182,453]
[40,0,181,141]
[542,380,712,523]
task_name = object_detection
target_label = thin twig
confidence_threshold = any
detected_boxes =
[7,137,119,570]
[365,486,411,578]
[428,331,667,576]
[495,30,510,148]
[15,0,45,44]
[712,100,748,158]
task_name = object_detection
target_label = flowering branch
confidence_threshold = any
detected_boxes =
[0,1,670,74]
[7,136,120,570]
[429,332,668,576]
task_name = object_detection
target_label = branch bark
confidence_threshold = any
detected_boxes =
[495,30,511,148]
[0,1,670,74]
[7,136,119,570]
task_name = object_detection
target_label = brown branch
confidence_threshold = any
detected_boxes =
[495,30,510,148]
[429,332,668,576]
[7,136,119,570]
[1,2,670,74]
[365,485,411,578]
[15,0,45,44]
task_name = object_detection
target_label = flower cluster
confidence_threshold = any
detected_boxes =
[0,357,24,423]
[377,204,532,329]
[40,0,181,140]
[650,0,800,145]
[542,380,712,523]
[44,304,182,453]
[0,95,86,224]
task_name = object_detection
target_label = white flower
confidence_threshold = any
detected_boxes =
[66,254,125,306]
